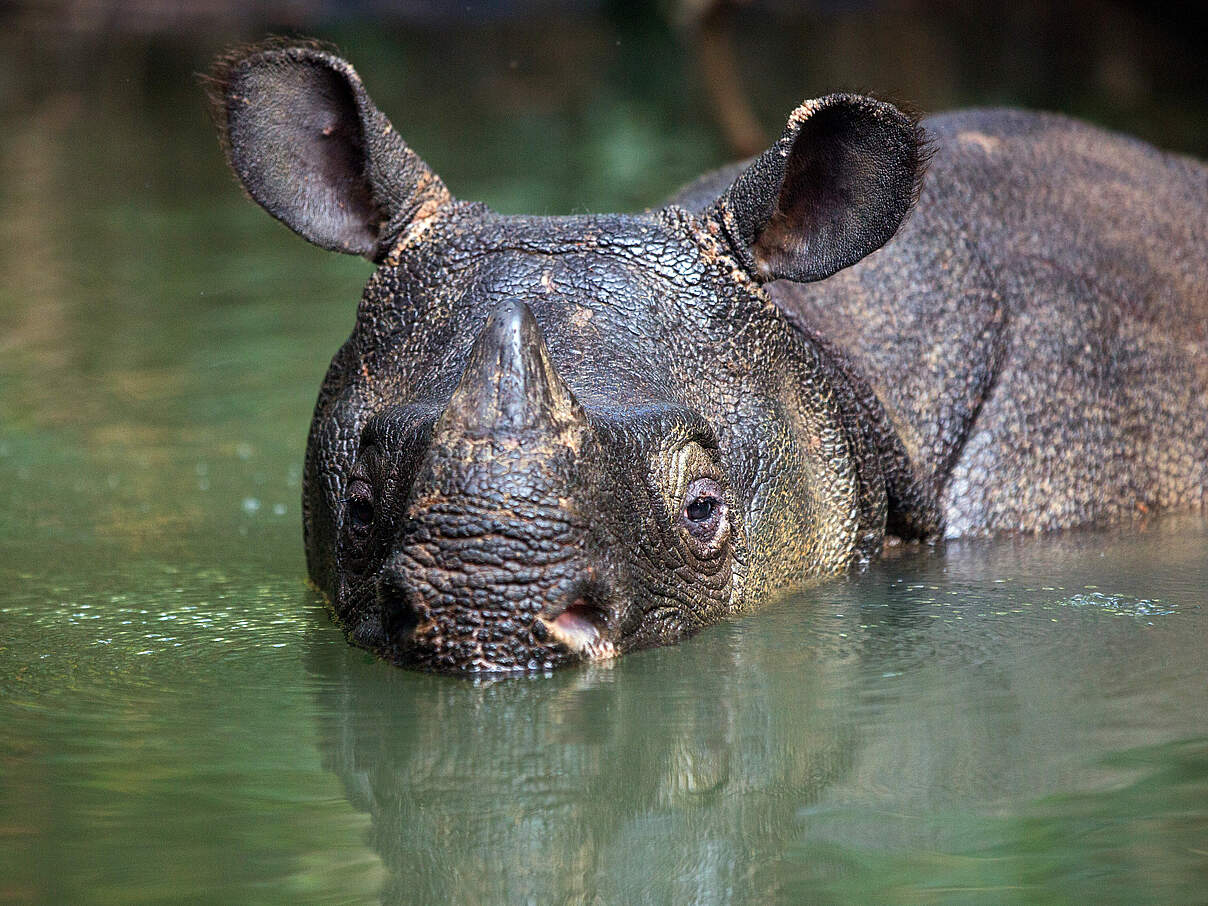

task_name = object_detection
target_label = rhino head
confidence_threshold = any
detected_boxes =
[210,40,923,672]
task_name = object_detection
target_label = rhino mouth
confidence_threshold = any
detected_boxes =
[369,580,623,673]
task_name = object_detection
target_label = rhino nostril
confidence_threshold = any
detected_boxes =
[384,597,420,640]
[540,597,615,659]
[379,574,423,641]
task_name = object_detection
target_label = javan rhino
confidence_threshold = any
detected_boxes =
[210,41,1207,672]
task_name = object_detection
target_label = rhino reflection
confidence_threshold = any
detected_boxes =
[306,519,1208,902]
[306,622,860,903]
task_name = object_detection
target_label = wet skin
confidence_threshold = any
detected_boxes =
[210,41,1208,672]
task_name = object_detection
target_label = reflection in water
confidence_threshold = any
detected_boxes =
[308,619,859,903]
[307,519,1208,903]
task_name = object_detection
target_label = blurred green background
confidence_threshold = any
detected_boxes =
[3,0,1206,217]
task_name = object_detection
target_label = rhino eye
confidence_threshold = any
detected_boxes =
[681,477,726,550]
[349,499,374,527]
[346,481,375,531]
[685,496,716,523]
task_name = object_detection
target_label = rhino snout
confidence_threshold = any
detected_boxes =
[376,542,621,672]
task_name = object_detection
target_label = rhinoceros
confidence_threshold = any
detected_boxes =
[209,41,1207,672]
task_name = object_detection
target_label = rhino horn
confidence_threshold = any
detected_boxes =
[434,300,587,442]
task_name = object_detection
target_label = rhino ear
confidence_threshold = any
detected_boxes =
[708,94,924,283]
[207,41,451,261]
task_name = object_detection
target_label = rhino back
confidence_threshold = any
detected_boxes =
[773,108,1208,537]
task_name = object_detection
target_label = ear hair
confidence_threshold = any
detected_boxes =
[205,38,452,261]
[709,94,929,284]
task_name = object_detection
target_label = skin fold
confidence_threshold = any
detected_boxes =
[209,40,1207,672]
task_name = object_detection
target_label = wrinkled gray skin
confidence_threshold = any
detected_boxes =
[210,41,1207,672]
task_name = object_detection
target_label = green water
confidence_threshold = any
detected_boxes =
[2,19,1207,905]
